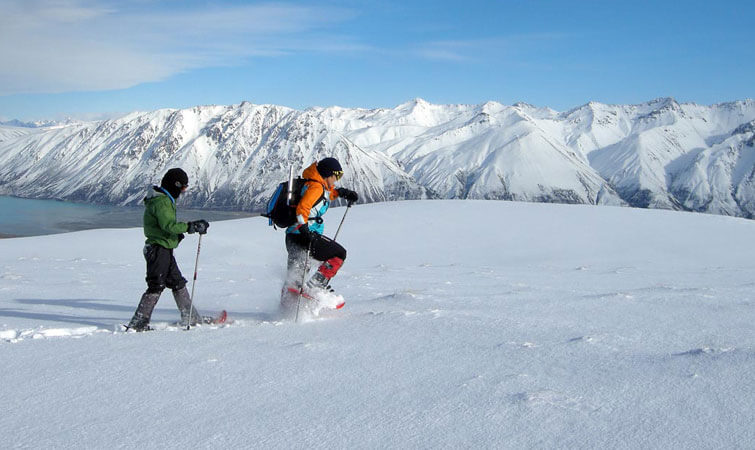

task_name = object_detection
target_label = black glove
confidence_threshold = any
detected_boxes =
[187,220,209,235]
[336,188,358,204]
[297,223,312,242]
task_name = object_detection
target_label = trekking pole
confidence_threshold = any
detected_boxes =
[186,234,203,330]
[295,238,313,323]
[333,203,353,241]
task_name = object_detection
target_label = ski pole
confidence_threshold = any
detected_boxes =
[186,234,203,330]
[333,203,352,241]
[295,238,313,323]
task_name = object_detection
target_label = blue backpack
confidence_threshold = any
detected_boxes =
[263,177,313,229]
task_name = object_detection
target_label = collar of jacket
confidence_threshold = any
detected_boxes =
[302,163,331,190]
[156,186,176,205]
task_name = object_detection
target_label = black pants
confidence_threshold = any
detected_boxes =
[144,244,188,293]
[285,233,346,282]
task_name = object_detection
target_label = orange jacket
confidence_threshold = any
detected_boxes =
[295,163,340,229]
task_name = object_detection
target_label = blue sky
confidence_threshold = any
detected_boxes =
[1,0,753,121]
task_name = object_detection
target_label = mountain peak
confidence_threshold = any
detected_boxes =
[480,101,505,114]
[397,97,432,110]
[646,97,680,110]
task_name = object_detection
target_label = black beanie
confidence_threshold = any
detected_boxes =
[160,168,189,199]
[316,157,342,178]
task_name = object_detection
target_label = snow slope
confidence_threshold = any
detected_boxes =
[0,124,36,143]
[1,200,754,448]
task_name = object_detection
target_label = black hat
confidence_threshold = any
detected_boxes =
[317,157,343,179]
[160,168,189,199]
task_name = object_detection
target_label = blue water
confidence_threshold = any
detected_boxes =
[0,196,254,238]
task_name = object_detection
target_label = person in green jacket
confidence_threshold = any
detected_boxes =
[126,168,210,331]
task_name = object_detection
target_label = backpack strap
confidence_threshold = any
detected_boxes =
[298,178,326,224]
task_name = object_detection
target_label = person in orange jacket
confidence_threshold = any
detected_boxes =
[282,158,358,309]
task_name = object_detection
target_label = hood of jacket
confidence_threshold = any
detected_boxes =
[144,185,174,205]
[302,163,330,189]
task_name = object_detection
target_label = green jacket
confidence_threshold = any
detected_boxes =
[143,187,188,249]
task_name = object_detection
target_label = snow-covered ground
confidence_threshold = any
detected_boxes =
[1,200,753,448]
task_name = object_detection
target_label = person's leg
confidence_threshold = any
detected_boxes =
[127,244,170,330]
[163,249,200,326]
[285,233,310,287]
[280,234,310,314]
[128,291,160,331]
[307,235,347,289]
[171,286,203,326]
[309,234,347,262]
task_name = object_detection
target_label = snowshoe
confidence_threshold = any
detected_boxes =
[209,310,228,325]
[123,323,153,332]
[286,286,345,310]
[189,310,228,327]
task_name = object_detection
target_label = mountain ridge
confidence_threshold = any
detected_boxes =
[1,97,754,216]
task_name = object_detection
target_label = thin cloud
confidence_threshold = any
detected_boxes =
[413,33,570,63]
[413,41,476,62]
[0,0,361,95]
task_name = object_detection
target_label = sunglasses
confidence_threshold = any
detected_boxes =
[332,170,344,181]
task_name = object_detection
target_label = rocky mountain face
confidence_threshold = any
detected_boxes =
[1,98,754,217]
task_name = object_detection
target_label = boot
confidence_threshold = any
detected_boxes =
[127,292,160,331]
[304,273,345,311]
[305,272,338,299]
[306,271,329,290]
[305,257,343,293]
[172,286,202,326]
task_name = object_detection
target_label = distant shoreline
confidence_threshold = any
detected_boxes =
[0,195,256,238]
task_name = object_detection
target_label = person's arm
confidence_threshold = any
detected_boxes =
[154,200,189,235]
[296,183,324,225]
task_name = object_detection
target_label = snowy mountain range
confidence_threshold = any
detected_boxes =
[0,118,79,129]
[1,97,754,216]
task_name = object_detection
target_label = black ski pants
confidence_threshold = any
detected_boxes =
[144,244,188,294]
[285,233,346,281]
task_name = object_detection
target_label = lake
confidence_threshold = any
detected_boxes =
[0,195,255,238]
